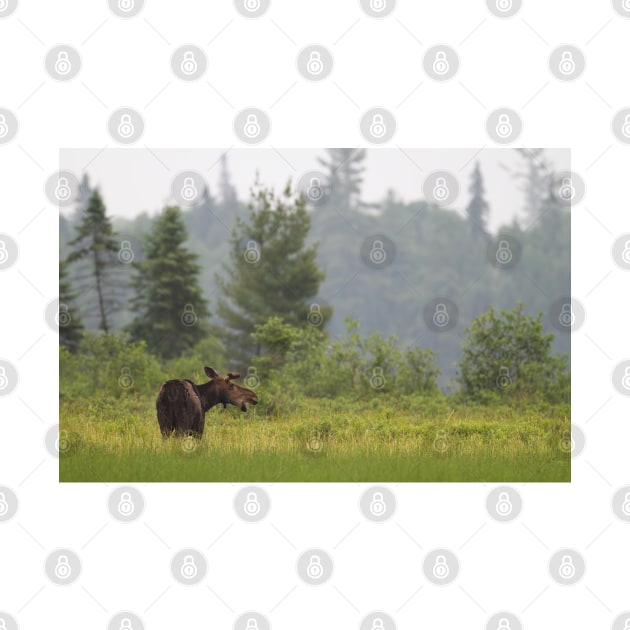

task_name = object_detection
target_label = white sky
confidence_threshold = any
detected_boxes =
[60,148,569,231]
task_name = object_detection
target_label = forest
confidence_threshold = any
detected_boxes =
[58,148,571,482]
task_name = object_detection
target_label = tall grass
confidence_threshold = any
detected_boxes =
[60,396,570,482]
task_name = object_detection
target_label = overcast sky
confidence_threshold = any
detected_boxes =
[61,148,569,232]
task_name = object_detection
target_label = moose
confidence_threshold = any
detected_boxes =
[156,367,258,438]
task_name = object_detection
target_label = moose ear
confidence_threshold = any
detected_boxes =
[226,372,241,381]
[204,367,220,380]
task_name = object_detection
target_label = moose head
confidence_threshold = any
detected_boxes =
[200,366,258,412]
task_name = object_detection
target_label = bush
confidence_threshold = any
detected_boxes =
[457,304,569,403]
[250,316,440,399]
[60,333,164,399]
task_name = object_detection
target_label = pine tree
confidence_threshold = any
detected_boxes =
[317,148,373,213]
[465,162,490,240]
[128,206,210,358]
[59,259,84,351]
[66,189,124,332]
[216,181,331,366]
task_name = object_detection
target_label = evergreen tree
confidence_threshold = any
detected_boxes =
[317,148,373,213]
[219,153,238,210]
[465,162,490,240]
[128,206,210,359]
[66,189,124,332]
[58,259,84,351]
[510,148,552,224]
[216,181,331,366]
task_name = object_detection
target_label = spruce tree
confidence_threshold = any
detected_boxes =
[58,259,84,351]
[465,161,490,240]
[216,181,331,366]
[66,189,124,332]
[128,206,210,358]
[317,148,372,212]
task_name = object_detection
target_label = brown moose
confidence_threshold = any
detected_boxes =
[156,367,258,437]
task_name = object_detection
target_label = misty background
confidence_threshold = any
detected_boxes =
[59,147,570,386]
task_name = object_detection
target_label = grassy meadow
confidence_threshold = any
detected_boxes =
[59,395,570,482]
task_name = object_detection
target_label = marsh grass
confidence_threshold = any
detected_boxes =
[59,396,570,482]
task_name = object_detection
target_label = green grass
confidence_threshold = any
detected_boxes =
[59,396,571,482]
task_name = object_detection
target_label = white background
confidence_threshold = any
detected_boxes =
[1,0,629,628]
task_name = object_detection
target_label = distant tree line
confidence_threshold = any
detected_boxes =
[60,149,570,389]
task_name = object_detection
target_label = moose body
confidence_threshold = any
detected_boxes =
[156,366,258,438]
